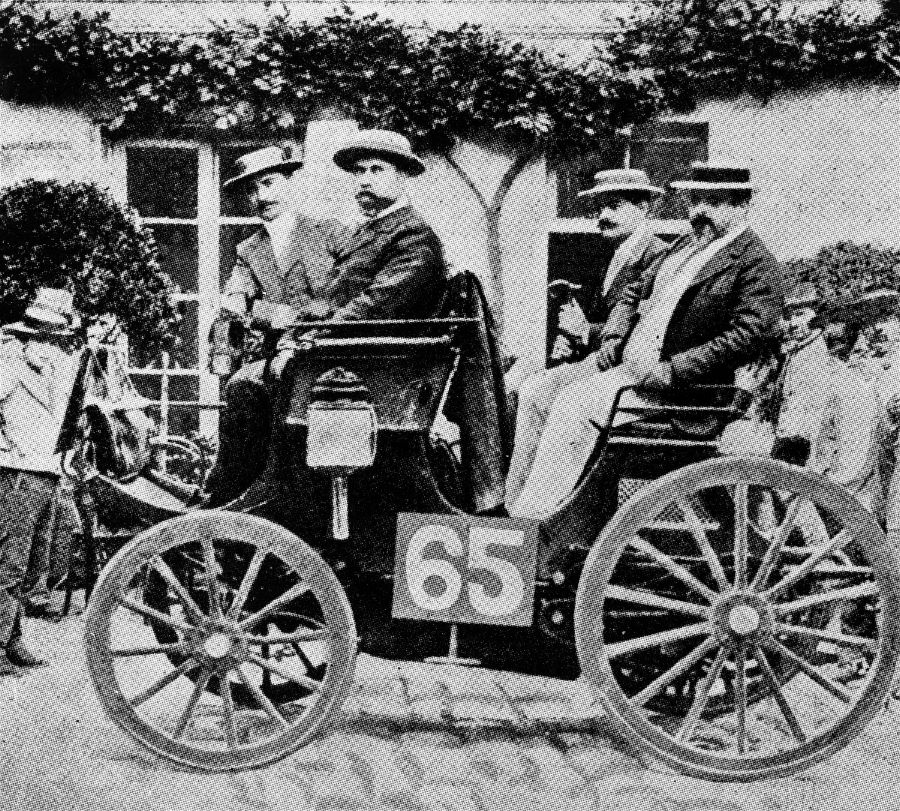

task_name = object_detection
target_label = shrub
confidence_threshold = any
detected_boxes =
[0,179,179,356]
[783,241,900,314]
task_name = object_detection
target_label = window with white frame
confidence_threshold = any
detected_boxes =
[109,139,263,440]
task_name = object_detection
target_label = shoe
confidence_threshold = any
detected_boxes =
[0,651,24,677]
[6,638,48,668]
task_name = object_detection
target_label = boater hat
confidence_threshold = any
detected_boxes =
[4,287,76,337]
[671,162,754,193]
[784,281,820,310]
[333,129,426,176]
[224,143,305,190]
[577,169,663,200]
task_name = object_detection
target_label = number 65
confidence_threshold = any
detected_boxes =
[404,525,526,617]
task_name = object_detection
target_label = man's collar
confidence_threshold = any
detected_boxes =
[616,225,649,257]
[362,197,410,225]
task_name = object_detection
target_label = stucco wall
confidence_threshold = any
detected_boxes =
[686,82,900,261]
[4,83,900,358]
[0,101,113,191]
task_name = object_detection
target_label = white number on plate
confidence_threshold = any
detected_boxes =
[405,525,525,616]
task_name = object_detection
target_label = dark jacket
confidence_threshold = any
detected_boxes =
[224,214,350,314]
[583,231,670,352]
[604,227,784,386]
[322,206,449,321]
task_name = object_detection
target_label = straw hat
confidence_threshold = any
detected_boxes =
[577,169,663,200]
[671,163,754,193]
[223,143,305,190]
[333,129,426,176]
[4,287,76,337]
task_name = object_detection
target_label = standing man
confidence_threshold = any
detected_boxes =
[204,142,351,503]
[0,288,80,675]
[773,283,884,517]
[510,164,783,518]
[505,169,669,506]
[205,131,449,505]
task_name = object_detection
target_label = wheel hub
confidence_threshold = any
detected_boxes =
[204,632,232,659]
[728,604,761,635]
[712,592,773,645]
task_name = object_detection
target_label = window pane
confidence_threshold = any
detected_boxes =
[220,224,260,289]
[170,300,200,370]
[127,146,198,219]
[151,224,198,294]
[130,373,162,402]
[220,144,265,218]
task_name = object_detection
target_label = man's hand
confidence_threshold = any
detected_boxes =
[251,300,297,330]
[556,301,589,343]
[550,334,574,362]
[595,338,622,371]
[639,360,673,390]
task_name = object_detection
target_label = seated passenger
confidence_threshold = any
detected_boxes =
[506,170,669,505]
[205,130,450,505]
[509,164,783,518]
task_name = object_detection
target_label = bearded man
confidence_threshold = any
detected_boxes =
[510,164,783,518]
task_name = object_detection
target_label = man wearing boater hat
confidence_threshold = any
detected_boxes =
[204,143,351,502]
[510,163,783,518]
[205,131,448,504]
[505,169,669,507]
[0,288,81,675]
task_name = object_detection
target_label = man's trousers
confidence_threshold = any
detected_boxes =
[204,360,272,506]
[508,363,662,518]
[0,470,61,646]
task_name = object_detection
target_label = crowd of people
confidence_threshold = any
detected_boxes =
[2,127,900,676]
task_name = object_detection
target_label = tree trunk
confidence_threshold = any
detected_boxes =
[444,147,541,336]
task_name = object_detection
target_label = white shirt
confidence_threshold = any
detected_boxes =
[363,197,410,224]
[602,226,649,296]
[622,224,749,375]
[263,211,296,269]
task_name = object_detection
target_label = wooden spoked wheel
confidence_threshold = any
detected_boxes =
[575,457,900,782]
[85,512,357,772]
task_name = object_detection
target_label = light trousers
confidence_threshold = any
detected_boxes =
[508,362,658,518]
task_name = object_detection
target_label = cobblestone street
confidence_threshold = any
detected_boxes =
[2,609,900,811]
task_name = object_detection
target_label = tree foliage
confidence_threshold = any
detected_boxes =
[608,0,890,110]
[784,241,900,312]
[0,179,179,355]
[0,2,662,150]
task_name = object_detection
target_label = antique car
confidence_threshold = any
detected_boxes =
[72,291,900,782]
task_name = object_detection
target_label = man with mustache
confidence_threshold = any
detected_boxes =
[204,143,350,504]
[506,169,669,507]
[510,164,783,518]
[205,132,448,505]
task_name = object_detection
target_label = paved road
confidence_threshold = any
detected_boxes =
[2,610,900,811]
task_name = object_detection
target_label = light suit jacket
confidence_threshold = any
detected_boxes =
[777,333,884,518]
[0,340,76,474]
[223,214,350,319]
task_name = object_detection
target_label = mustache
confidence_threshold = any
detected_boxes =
[597,220,619,229]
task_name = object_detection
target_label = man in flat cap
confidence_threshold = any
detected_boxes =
[511,163,783,518]
[206,131,449,505]
[506,169,669,507]
[0,288,81,675]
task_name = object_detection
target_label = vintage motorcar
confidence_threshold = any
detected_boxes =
[73,293,899,782]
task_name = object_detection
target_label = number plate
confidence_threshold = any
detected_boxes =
[392,512,540,626]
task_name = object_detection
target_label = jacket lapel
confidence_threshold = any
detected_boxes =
[279,216,328,297]
[245,229,280,282]
[686,227,757,290]
[337,206,411,262]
